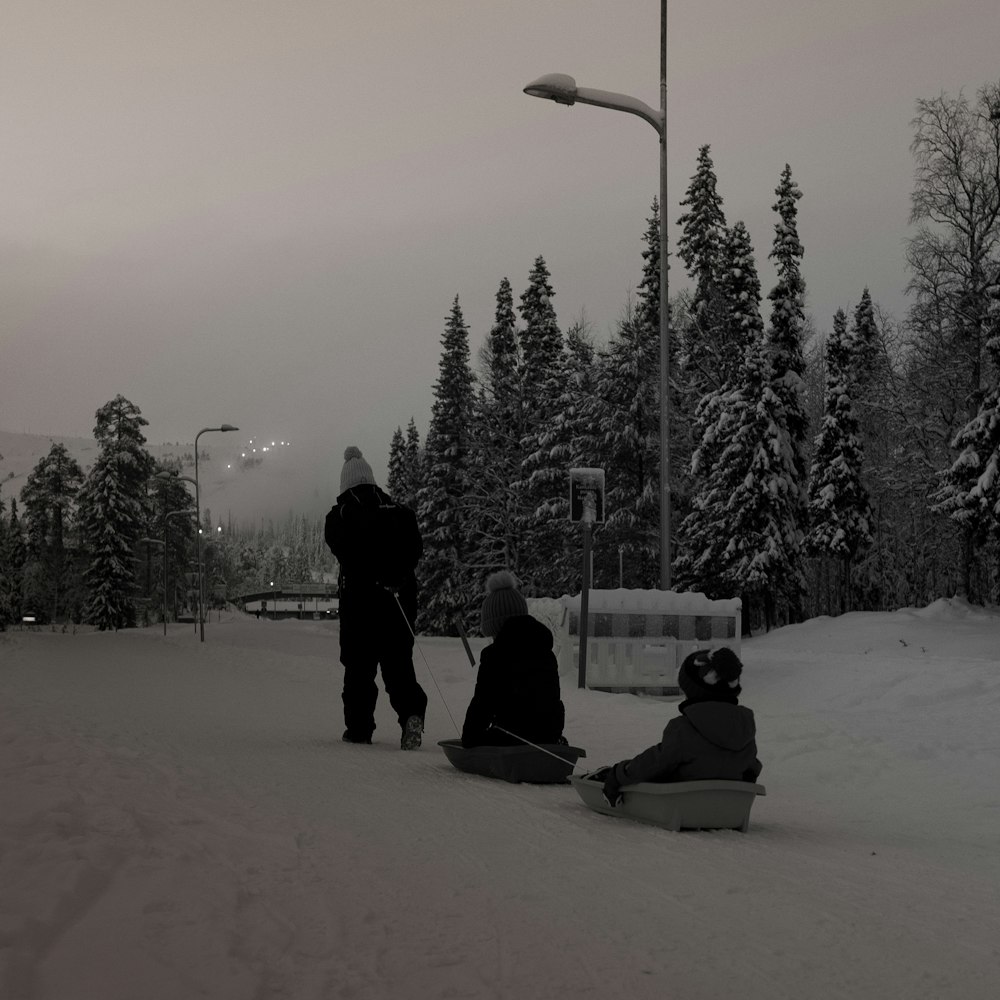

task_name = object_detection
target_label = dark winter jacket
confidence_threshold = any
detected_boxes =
[611,700,762,786]
[461,615,565,748]
[324,484,421,644]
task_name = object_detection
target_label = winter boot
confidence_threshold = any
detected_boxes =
[342,730,372,745]
[400,715,423,751]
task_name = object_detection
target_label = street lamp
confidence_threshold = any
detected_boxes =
[524,1,672,588]
[194,425,238,640]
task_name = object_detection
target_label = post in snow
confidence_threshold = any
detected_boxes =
[569,468,606,689]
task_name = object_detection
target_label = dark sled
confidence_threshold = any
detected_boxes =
[571,774,766,832]
[438,739,587,784]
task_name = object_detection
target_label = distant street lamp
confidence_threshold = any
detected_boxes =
[194,425,238,641]
[524,0,672,588]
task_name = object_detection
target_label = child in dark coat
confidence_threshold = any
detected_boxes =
[596,647,762,807]
[461,571,566,748]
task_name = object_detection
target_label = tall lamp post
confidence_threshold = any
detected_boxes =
[194,425,239,641]
[524,0,671,588]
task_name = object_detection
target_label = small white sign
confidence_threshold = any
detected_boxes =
[569,467,605,523]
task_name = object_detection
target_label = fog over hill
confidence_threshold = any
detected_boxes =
[0,429,345,526]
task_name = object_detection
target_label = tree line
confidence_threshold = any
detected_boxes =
[2,81,997,635]
[0,397,336,630]
[390,81,1000,635]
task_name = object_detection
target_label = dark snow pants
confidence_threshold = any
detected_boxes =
[339,589,427,738]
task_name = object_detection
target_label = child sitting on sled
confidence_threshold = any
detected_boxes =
[592,647,762,807]
[461,571,566,748]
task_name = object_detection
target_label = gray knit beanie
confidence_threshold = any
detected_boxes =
[480,570,529,637]
[340,446,376,493]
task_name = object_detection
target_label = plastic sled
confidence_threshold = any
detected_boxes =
[571,774,766,831]
[438,739,587,784]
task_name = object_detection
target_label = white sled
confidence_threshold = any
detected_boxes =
[571,774,766,832]
[439,739,587,784]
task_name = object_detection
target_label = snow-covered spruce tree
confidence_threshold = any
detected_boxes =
[149,464,197,621]
[716,335,800,629]
[934,270,1000,597]
[387,426,407,499]
[591,297,661,588]
[675,222,763,600]
[0,500,9,628]
[807,309,872,612]
[0,498,27,627]
[846,288,907,607]
[676,145,729,398]
[416,295,476,634]
[678,220,766,544]
[387,418,423,512]
[515,256,568,596]
[77,395,156,630]
[535,319,596,594]
[765,164,809,619]
[463,277,527,591]
[402,418,422,509]
[850,289,896,490]
[676,222,800,627]
[20,442,85,622]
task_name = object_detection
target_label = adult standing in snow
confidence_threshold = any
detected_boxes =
[324,446,427,749]
[594,647,762,807]
[461,571,565,748]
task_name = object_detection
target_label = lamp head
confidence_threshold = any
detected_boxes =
[524,73,578,106]
[221,424,239,432]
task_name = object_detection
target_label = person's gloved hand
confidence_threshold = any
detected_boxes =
[602,766,624,808]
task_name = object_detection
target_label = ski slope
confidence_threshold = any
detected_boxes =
[2,599,998,999]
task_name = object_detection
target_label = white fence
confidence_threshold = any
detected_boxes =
[244,598,339,617]
[559,589,741,694]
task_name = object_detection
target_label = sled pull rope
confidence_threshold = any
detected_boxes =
[390,590,460,734]
[455,621,586,774]
[490,726,588,773]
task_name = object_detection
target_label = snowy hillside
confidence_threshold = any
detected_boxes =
[1,599,998,999]
[0,429,339,524]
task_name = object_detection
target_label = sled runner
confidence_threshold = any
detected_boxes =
[438,739,586,784]
[571,774,766,832]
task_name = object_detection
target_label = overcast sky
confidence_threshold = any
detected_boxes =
[3,0,999,483]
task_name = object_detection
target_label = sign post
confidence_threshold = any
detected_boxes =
[569,468,605,689]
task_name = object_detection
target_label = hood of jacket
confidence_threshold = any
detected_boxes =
[680,701,757,752]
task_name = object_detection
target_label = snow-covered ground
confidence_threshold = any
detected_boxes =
[2,599,998,999]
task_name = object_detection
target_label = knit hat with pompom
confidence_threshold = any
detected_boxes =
[480,570,529,637]
[678,647,743,703]
[340,446,376,493]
